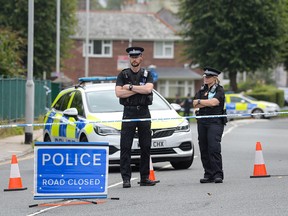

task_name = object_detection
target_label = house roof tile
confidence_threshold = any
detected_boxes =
[155,67,202,80]
[73,11,181,41]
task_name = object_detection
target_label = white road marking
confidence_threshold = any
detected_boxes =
[108,177,138,188]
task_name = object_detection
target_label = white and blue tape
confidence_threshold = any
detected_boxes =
[0,112,287,129]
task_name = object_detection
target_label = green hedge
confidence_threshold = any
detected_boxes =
[246,87,284,107]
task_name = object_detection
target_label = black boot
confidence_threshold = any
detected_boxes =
[200,178,214,183]
[140,179,156,186]
[123,180,131,188]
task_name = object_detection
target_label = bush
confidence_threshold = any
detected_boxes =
[246,85,285,107]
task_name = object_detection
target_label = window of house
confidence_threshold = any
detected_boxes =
[158,80,194,98]
[83,40,112,57]
[154,41,174,59]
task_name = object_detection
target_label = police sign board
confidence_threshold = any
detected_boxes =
[34,142,108,200]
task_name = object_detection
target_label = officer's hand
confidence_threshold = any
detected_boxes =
[123,84,131,91]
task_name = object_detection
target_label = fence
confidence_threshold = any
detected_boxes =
[0,77,60,121]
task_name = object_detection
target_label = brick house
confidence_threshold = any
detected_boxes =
[62,10,202,98]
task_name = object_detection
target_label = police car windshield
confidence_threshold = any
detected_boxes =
[86,90,123,112]
[86,90,171,113]
[149,90,172,111]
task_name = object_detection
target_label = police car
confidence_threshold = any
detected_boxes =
[225,93,280,119]
[43,77,194,169]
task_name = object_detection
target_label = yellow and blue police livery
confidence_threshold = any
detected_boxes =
[44,111,86,142]
[43,77,194,170]
[225,93,280,119]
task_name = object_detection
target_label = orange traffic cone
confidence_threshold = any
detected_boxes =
[250,142,270,178]
[4,155,27,191]
[149,157,160,183]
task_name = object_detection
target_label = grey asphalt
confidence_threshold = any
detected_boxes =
[0,130,43,163]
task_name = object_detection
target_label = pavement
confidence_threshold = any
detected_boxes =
[0,129,43,163]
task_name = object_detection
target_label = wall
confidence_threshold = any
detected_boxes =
[62,40,187,84]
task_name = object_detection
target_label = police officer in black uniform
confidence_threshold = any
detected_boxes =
[115,46,156,188]
[193,67,227,184]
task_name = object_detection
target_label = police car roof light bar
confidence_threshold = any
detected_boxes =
[78,76,117,82]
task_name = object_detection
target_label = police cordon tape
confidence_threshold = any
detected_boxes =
[0,111,288,129]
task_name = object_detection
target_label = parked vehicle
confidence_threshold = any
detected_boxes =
[279,87,288,106]
[43,77,194,169]
[225,93,280,119]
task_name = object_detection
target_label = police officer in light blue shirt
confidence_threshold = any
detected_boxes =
[193,67,226,184]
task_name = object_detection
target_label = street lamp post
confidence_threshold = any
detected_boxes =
[25,0,35,144]
[85,0,90,77]
[56,0,61,76]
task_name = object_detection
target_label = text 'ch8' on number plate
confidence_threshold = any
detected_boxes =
[133,140,166,149]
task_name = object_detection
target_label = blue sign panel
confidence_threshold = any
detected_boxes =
[34,142,108,200]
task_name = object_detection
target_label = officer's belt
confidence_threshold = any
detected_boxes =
[124,105,148,110]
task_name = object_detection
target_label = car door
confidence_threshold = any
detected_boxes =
[65,90,86,141]
[50,91,74,142]
[226,95,248,115]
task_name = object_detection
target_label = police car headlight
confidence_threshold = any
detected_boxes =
[175,121,190,132]
[94,124,120,136]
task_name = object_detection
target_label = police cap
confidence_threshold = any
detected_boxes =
[126,46,144,57]
[203,66,222,77]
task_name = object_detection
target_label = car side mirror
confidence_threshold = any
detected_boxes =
[63,108,78,117]
[171,103,181,111]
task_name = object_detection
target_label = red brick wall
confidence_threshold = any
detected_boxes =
[62,40,188,83]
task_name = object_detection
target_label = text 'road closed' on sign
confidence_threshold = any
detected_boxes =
[34,142,109,200]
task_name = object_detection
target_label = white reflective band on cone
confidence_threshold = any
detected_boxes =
[10,164,21,178]
[254,151,265,165]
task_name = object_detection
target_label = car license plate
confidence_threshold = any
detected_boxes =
[133,140,166,149]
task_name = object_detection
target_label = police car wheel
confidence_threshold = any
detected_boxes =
[44,134,51,142]
[170,151,194,170]
[252,108,264,119]
[80,135,88,142]
[170,158,193,170]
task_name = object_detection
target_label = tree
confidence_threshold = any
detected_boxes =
[178,0,288,92]
[280,2,288,71]
[0,28,25,77]
[0,0,77,79]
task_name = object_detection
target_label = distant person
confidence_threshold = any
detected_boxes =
[174,94,182,105]
[182,93,193,121]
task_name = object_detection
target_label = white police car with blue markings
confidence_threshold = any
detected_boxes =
[225,93,280,119]
[43,77,194,169]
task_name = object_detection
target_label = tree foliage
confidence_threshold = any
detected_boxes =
[178,0,288,92]
[0,28,25,77]
[0,0,77,78]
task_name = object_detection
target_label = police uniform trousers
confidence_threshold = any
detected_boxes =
[120,106,151,181]
[197,118,224,179]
